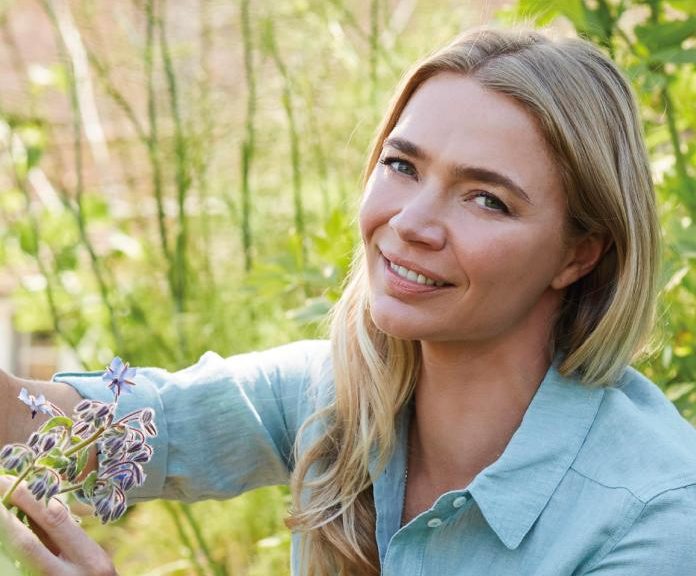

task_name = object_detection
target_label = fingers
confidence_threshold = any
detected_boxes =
[0,496,60,575]
[0,476,111,570]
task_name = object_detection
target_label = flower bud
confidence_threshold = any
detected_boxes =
[28,477,47,500]
[75,399,93,413]
[95,404,111,419]
[41,433,58,452]
[110,500,127,522]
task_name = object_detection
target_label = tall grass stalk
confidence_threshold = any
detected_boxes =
[162,501,209,576]
[305,88,330,219]
[194,0,215,283]
[159,0,191,326]
[240,0,256,272]
[662,85,696,200]
[40,0,125,354]
[179,503,227,576]
[369,0,380,110]
[265,20,306,267]
[145,0,175,281]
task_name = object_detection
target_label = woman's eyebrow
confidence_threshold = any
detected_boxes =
[383,136,532,204]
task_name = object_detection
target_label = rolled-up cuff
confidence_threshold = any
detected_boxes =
[51,369,168,503]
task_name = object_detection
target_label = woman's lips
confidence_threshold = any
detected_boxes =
[380,252,453,287]
[380,253,454,293]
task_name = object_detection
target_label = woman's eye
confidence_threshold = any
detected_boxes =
[472,192,509,214]
[379,157,417,177]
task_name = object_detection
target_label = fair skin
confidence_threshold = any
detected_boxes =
[0,72,604,570]
[0,373,111,573]
[359,73,604,523]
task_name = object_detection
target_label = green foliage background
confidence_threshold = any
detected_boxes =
[0,0,694,573]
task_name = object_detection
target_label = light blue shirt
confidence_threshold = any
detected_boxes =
[54,340,696,575]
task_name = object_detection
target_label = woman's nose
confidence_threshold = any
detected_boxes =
[388,196,446,249]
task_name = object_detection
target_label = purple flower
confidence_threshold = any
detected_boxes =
[27,469,61,503]
[101,357,136,400]
[18,388,55,420]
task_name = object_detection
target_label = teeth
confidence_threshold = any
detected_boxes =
[389,261,446,287]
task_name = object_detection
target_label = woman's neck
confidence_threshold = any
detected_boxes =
[409,332,554,491]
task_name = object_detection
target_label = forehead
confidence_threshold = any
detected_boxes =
[388,73,562,199]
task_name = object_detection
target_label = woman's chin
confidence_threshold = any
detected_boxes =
[369,306,428,341]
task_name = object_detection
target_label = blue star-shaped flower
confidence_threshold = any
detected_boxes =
[102,357,136,400]
[18,388,55,419]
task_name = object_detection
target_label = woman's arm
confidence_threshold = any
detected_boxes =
[0,369,98,475]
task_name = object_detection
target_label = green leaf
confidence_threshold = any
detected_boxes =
[650,47,696,65]
[39,416,74,433]
[75,447,89,476]
[36,449,70,469]
[514,0,586,27]
[16,220,38,255]
[81,470,98,497]
[25,145,43,170]
[635,17,696,53]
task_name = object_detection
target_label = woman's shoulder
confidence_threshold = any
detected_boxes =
[572,367,696,503]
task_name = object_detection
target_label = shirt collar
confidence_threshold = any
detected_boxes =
[467,361,606,549]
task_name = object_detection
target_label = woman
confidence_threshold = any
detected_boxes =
[1,27,696,575]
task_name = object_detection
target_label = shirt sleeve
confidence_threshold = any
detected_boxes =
[52,340,331,503]
[581,484,696,575]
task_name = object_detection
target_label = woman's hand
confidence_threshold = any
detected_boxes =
[0,477,117,576]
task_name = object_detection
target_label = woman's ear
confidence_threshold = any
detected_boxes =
[551,234,611,290]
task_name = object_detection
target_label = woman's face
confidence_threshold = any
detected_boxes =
[360,73,583,345]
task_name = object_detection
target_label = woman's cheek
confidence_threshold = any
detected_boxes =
[359,180,388,242]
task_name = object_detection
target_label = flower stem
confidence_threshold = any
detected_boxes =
[58,483,83,495]
[65,426,105,458]
[1,462,35,508]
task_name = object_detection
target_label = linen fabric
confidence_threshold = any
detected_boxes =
[53,340,696,575]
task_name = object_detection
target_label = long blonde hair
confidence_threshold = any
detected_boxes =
[286,27,660,575]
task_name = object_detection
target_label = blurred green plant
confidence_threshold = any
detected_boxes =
[506,0,696,417]
[0,0,694,573]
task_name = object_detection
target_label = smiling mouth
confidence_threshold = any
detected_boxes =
[386,259,451,287]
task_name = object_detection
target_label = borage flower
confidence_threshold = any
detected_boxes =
[101,357,137,400]
[18,388,55,419]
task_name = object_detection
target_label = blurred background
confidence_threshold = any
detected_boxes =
[0,0,694,573]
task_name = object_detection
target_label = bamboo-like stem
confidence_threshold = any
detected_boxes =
[195,0,214,283]
[266,21,306,268]
[145,0,176,290]
[86,48,148,142]
[305,88,330,219]
[54,35,179,363]
[661,84,695,201]
[369,0,380,110]
[40,0,125,354]
[240,0,256,272]
[162,501,209,576]
[159,0,191,357]
[49,0,116,195]
[179,504,227,576]
[324,0,399,74]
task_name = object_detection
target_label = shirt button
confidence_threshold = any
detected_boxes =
[427,518,443,528]
[452,496,468,508]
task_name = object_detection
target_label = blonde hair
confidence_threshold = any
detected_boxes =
[287,27,660,574]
